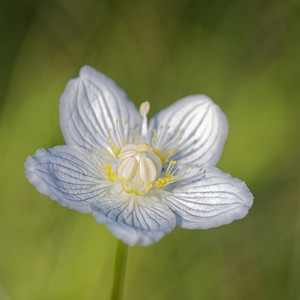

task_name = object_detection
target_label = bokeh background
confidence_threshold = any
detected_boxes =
[1,0,300,299]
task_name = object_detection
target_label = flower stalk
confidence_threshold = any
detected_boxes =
[110,240,128,300]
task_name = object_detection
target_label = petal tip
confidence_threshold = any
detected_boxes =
[24,152,51,197]
[239,181,254,208]
[79,65,96,78]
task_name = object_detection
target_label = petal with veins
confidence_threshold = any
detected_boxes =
[161,166,253,229]
[90,193,176,246]
[60,66,142,154]
[25,145,110,213]
[149,95,228,167]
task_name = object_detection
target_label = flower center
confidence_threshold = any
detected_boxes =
[90,101,188,196]
[117,143,162,195]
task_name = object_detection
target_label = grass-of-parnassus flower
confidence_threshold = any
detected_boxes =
[25,66,253,246]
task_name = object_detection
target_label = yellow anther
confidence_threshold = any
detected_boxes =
[110,142,116,151]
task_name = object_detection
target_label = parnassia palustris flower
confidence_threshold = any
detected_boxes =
[25,66,253,246]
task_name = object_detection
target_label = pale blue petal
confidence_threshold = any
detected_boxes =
[162,166,253,229]
[90,193,176,246]
[149,95,228,167]
[25,145,109,213]
[60,66,142,152]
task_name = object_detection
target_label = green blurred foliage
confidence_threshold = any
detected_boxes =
[0,0,300,299]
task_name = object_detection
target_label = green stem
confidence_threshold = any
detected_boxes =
[110,240,128,300]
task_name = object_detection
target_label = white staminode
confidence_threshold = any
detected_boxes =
[117,143,162,195]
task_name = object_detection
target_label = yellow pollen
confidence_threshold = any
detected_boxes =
[106,167,118,182]
[110,142,116,150]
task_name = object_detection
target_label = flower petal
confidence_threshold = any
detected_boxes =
[161,166,253,229]
[60,66,142,153]
[90,193,176,246]
[25,145,109,213]
[149,95,228,167]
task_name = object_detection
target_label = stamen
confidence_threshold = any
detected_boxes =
[90,149,118,182]
[122,181,153,196]
[106,119,131,157]
[151,125,182,163]
[155,160,186,190]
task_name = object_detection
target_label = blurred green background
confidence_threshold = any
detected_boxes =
[1,0,300,299]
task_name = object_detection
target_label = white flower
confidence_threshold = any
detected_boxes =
[25,66,253,246]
